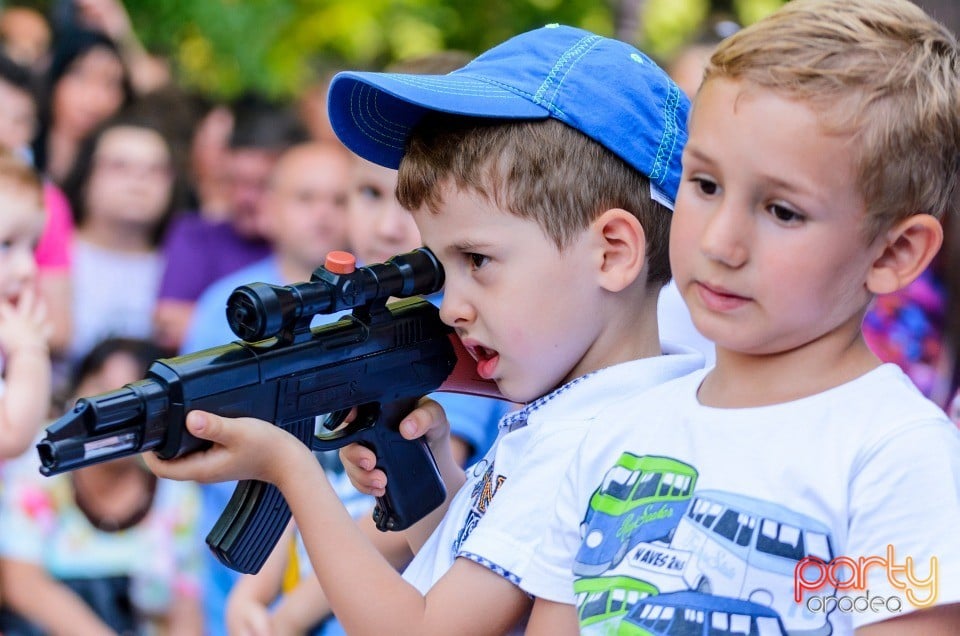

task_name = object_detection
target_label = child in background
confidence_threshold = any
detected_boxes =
[0,337,202,635]
[521,2,960,634]
[0,51,74,359]
[146,25,703,634]
[0,150,51,460]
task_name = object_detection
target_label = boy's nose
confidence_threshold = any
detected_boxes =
[437,284,475,328]
[699,204,749,268]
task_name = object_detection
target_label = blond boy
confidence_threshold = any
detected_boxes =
[523,2,960,634]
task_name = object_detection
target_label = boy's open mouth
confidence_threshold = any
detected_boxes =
[466,343,500,380]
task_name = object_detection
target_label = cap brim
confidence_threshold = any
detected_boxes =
[328,71,550,169]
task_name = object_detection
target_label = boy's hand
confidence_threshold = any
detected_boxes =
[340,398,451,497]
[142,411,310,487]
[0,287,51,356]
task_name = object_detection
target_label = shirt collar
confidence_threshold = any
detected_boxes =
[497,342,704,432]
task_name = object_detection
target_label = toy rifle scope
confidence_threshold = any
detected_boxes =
[35,248,500,574]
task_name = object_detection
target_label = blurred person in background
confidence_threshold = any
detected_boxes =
[0,149,53,617]
[664,18,739,99]
[0,5,52,74]
[297,70,340,148]
[153,94,308,352]
[0,51,74,359]
[31,26,133,185]
[0,149,51,462]
[188,100,235,222]
[0,337,202,636]
[181,141,351,351]
[69,0,172,95]
[61,110,183,379]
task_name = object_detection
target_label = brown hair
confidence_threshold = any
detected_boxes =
[397,115,672,286]
[704,0,960,240]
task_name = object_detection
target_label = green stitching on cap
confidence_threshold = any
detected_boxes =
[534,34,601,112]
[649,82,681,186]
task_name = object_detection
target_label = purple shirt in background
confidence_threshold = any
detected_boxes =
[157,214,271,302]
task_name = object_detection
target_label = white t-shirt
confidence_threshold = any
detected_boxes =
[401,344,705,593]
[523,364,960,635]
[70,239,164,361]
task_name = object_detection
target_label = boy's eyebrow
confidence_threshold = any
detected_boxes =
[685,144,821,200]
[682,145,713,165]
[448,240,491,252]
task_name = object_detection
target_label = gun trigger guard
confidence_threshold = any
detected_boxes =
[310,403,379,451]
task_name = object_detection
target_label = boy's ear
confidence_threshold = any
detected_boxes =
[591,208,646,293]
[866,214,943,295]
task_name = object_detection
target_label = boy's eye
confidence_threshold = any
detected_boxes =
[769,203,802,224]
[466,253,489,270]
[693,177,718,196]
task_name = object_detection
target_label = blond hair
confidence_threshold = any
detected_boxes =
[397,115,673,286]
[705,0,960,239]
[0,148,42,207]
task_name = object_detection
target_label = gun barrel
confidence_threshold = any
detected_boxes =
[37,383,167,476]
[37,426,140,474]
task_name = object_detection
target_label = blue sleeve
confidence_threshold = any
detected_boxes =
[428,392,513,465]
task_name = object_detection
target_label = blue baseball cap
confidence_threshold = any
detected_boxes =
[327,24,689,208]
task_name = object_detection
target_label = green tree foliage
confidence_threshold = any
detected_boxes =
[116,0,783,99]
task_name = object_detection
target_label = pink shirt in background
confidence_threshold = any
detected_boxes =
[36,182,73,272]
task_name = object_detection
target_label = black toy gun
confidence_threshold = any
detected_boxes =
[36,248,500,574]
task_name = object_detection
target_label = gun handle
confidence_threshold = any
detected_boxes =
[364,400,447,532]
[205,417,315,574]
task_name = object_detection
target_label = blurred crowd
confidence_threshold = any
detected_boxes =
[0,2,954,635]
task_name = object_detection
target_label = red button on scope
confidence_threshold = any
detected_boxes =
[324,250,356,274]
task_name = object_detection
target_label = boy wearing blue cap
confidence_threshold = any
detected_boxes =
[521,1,960,634]
[145,24,704,633]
